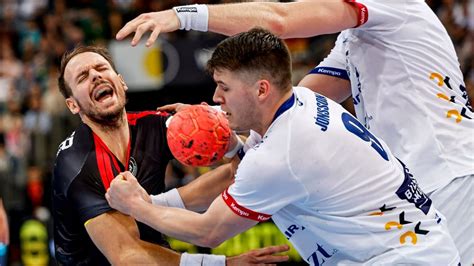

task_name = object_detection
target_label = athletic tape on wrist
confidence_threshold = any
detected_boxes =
[180,253,226,266]
[224,136,244,159]
[151,188,185,209]
[173,4,209,32]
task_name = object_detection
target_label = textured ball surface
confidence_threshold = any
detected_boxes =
[167,105,231,166]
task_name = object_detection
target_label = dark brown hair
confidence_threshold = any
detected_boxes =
[207,27,292,91]
[58,46,118,98]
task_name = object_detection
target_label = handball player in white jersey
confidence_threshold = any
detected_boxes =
[107,28,460,265]
[114,1,473,263]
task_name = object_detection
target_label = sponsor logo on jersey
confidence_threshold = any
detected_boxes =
[284,224,306,240]
[395,161,432,214]
[314,94,330,131]
[222,189,271,222]
[310,67,349,80]
[57,131,75,156]
[307,243,337,266]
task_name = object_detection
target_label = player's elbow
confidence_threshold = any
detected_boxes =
[266,15,287,37]
[196,234,226,248]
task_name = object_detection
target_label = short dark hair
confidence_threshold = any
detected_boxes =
[58,46,118,98]
[207,27,292,91]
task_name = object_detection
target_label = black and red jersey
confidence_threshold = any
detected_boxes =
[52,111,173,265]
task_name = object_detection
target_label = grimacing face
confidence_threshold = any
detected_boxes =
[212,69,262,133]
[64,52,127,126]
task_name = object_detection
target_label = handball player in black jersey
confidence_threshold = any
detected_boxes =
[53,46,289,265]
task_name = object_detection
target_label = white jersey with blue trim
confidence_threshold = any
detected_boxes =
[313,0,474,193]
[223,87,459,265]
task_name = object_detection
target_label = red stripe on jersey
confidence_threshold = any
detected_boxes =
[127,111,169,126]
[221,188,271,222]
[93,133,115,190]
[345,0,368,27]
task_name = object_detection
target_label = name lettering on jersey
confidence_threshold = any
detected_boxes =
[56,132,75,156]
[307,243,337,266]
[314,94,330,131]
[430,71,472,123]
[395,163,432,215]
[284,224,306,240]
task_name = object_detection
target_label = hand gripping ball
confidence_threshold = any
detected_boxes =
[167,105,231,166]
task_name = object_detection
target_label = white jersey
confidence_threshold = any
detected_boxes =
[313,0,474,192]
[223,87,459,265]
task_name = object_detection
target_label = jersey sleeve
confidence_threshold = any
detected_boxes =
[223,149,308,222]
[67,164,112,224]
[350,0,407,33]
[311,34,349,80]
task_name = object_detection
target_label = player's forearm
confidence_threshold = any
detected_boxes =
[177,164,234,212]
[113,241,181,265]
[208,1,358,38]
[132,201,217,247]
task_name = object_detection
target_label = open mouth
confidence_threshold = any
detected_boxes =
[93,84,114,102]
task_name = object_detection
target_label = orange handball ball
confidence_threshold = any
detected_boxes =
[167,105,231,166]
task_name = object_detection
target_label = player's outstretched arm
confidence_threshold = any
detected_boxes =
[106,172,256,248]
[116,9,180,47]
[117,1,358,46]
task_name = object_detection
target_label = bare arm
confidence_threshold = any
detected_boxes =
[208,1,358,38]
[106,172,256,248]
[85,211,181,265]
[177,163,235,212]
[116,1,358,46]
[298,73,352,103]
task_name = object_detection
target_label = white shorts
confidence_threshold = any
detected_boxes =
[429,174,473,265]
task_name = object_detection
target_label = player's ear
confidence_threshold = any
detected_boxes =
[256,79,270,100]
[118,74,128,91]
[65,97,80,114]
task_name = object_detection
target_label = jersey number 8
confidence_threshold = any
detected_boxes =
[341,113,389,161]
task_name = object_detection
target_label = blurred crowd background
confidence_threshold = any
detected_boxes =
[0,0,472,265]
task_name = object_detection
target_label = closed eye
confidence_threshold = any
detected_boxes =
[77,73,87,83]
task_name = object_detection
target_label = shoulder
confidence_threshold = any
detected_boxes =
[53,123,93,195]
[127,111,170,126]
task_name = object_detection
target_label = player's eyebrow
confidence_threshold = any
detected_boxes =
[215,80,227,86]
[75,63,108,83]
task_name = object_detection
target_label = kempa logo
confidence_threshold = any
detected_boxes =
[359,7,368,25]
[231,202,250,217]
[317,68,342,76]
[176,7,197,13]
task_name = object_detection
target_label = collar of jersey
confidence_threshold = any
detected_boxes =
[272,93,295,123]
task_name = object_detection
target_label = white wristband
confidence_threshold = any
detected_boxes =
[180,253,226,266]
[173,4,209,32]
[150,188,186,209]
[224,135,244,159]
